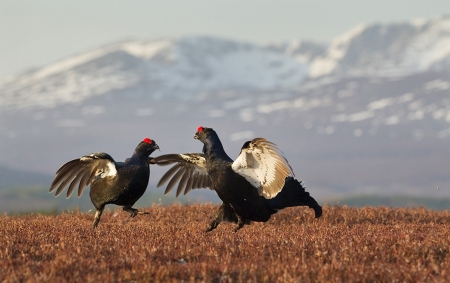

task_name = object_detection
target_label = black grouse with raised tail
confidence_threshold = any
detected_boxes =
[50,138,160,227]
[154,127,321,232]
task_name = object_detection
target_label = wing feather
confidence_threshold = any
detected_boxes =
[165,168,185,195]
[231,138,294,199]
[184,172,196,195]
[176,168,192,197]
[153,153,212,196]
[55,168,84,197]
[158,164,182,188]
[66,172,84,198]
[78,167,94,197]
[50,160,80,190]
[49,152,117,198]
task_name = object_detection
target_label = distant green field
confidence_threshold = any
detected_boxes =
[1,186,448,214]
[327,194,450,211]
[0,186,197,215]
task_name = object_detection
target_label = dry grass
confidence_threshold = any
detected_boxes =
[1,204,449,282]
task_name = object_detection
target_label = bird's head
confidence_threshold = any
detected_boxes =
[194,126,214,142]
[137,138,160,156]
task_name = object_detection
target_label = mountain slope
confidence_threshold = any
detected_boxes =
[0,36,308,109]
[309,15,450,77]
[0,165,52,189]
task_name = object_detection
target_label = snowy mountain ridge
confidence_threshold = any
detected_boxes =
[0,36,308,109]
[1,16,450,110]
[309,15,450,77]
[0,16,450,111]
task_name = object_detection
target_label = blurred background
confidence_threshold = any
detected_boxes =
[1,1,449,214]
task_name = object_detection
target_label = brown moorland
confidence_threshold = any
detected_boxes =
[1,204,449,282]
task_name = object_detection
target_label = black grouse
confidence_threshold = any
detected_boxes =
[154,126,322,232]
[49,138,160,228]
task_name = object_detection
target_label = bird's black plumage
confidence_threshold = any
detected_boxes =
[155,127,322,232]
[50,138,160,228]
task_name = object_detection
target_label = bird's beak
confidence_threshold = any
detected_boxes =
[154,144,160,151]
[194,133,199,139]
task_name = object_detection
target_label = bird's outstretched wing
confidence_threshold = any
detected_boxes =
[153,153,211,197]
[231,138,294,199]
[49,152,117,199]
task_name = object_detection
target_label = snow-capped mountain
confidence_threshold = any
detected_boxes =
[309,15,450,77]
[266,40,328,63]
[2,16,450,110]
[0,36,308,109]
[1,17,450,200]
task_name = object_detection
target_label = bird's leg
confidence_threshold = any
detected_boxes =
[206,203,243,232]
[93,206,105,228]
[206,207,224,232]
[123,207,149,218]
[233,215,246,232]
[206,203,228,232]
[207,217,221,232]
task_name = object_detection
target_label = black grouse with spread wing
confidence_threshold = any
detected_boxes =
[49,138,160,228]
[155,127,322,232]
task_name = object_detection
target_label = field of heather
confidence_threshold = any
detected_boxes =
[1,204,449,282]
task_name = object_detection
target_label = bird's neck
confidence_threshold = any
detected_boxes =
[129,151,149,164]
[202,134,228,159]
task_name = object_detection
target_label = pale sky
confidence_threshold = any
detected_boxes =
[0,0,449,78]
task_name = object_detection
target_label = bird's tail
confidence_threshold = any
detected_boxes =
[268,177,322,218]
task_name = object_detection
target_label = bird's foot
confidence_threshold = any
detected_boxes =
[206,219,220,232]
[123,207,149,218]
[233,216,246,232]
[92,218,100,228]
[233,225,242,233]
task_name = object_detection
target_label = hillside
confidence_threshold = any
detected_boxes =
[0,164,51,189]
[1,205,449,282]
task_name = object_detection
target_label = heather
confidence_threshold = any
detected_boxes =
[1,204,449,282]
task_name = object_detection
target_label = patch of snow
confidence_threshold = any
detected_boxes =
[122,40,173,60]
[208,109,226,118]
[398,93,414,103]
[353,128,363,137]
[258,100,291,113]
[368,98,395,110]
[408,100,423,111]
[385,116,400,125]
[330,114,347,123]
[348,111,375,122]
[229,131,255,141]
[325,126,335,135]
[407,111,424,120]
[424,79,450,92]
[136,108,153,116]
[239,108,255,122]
